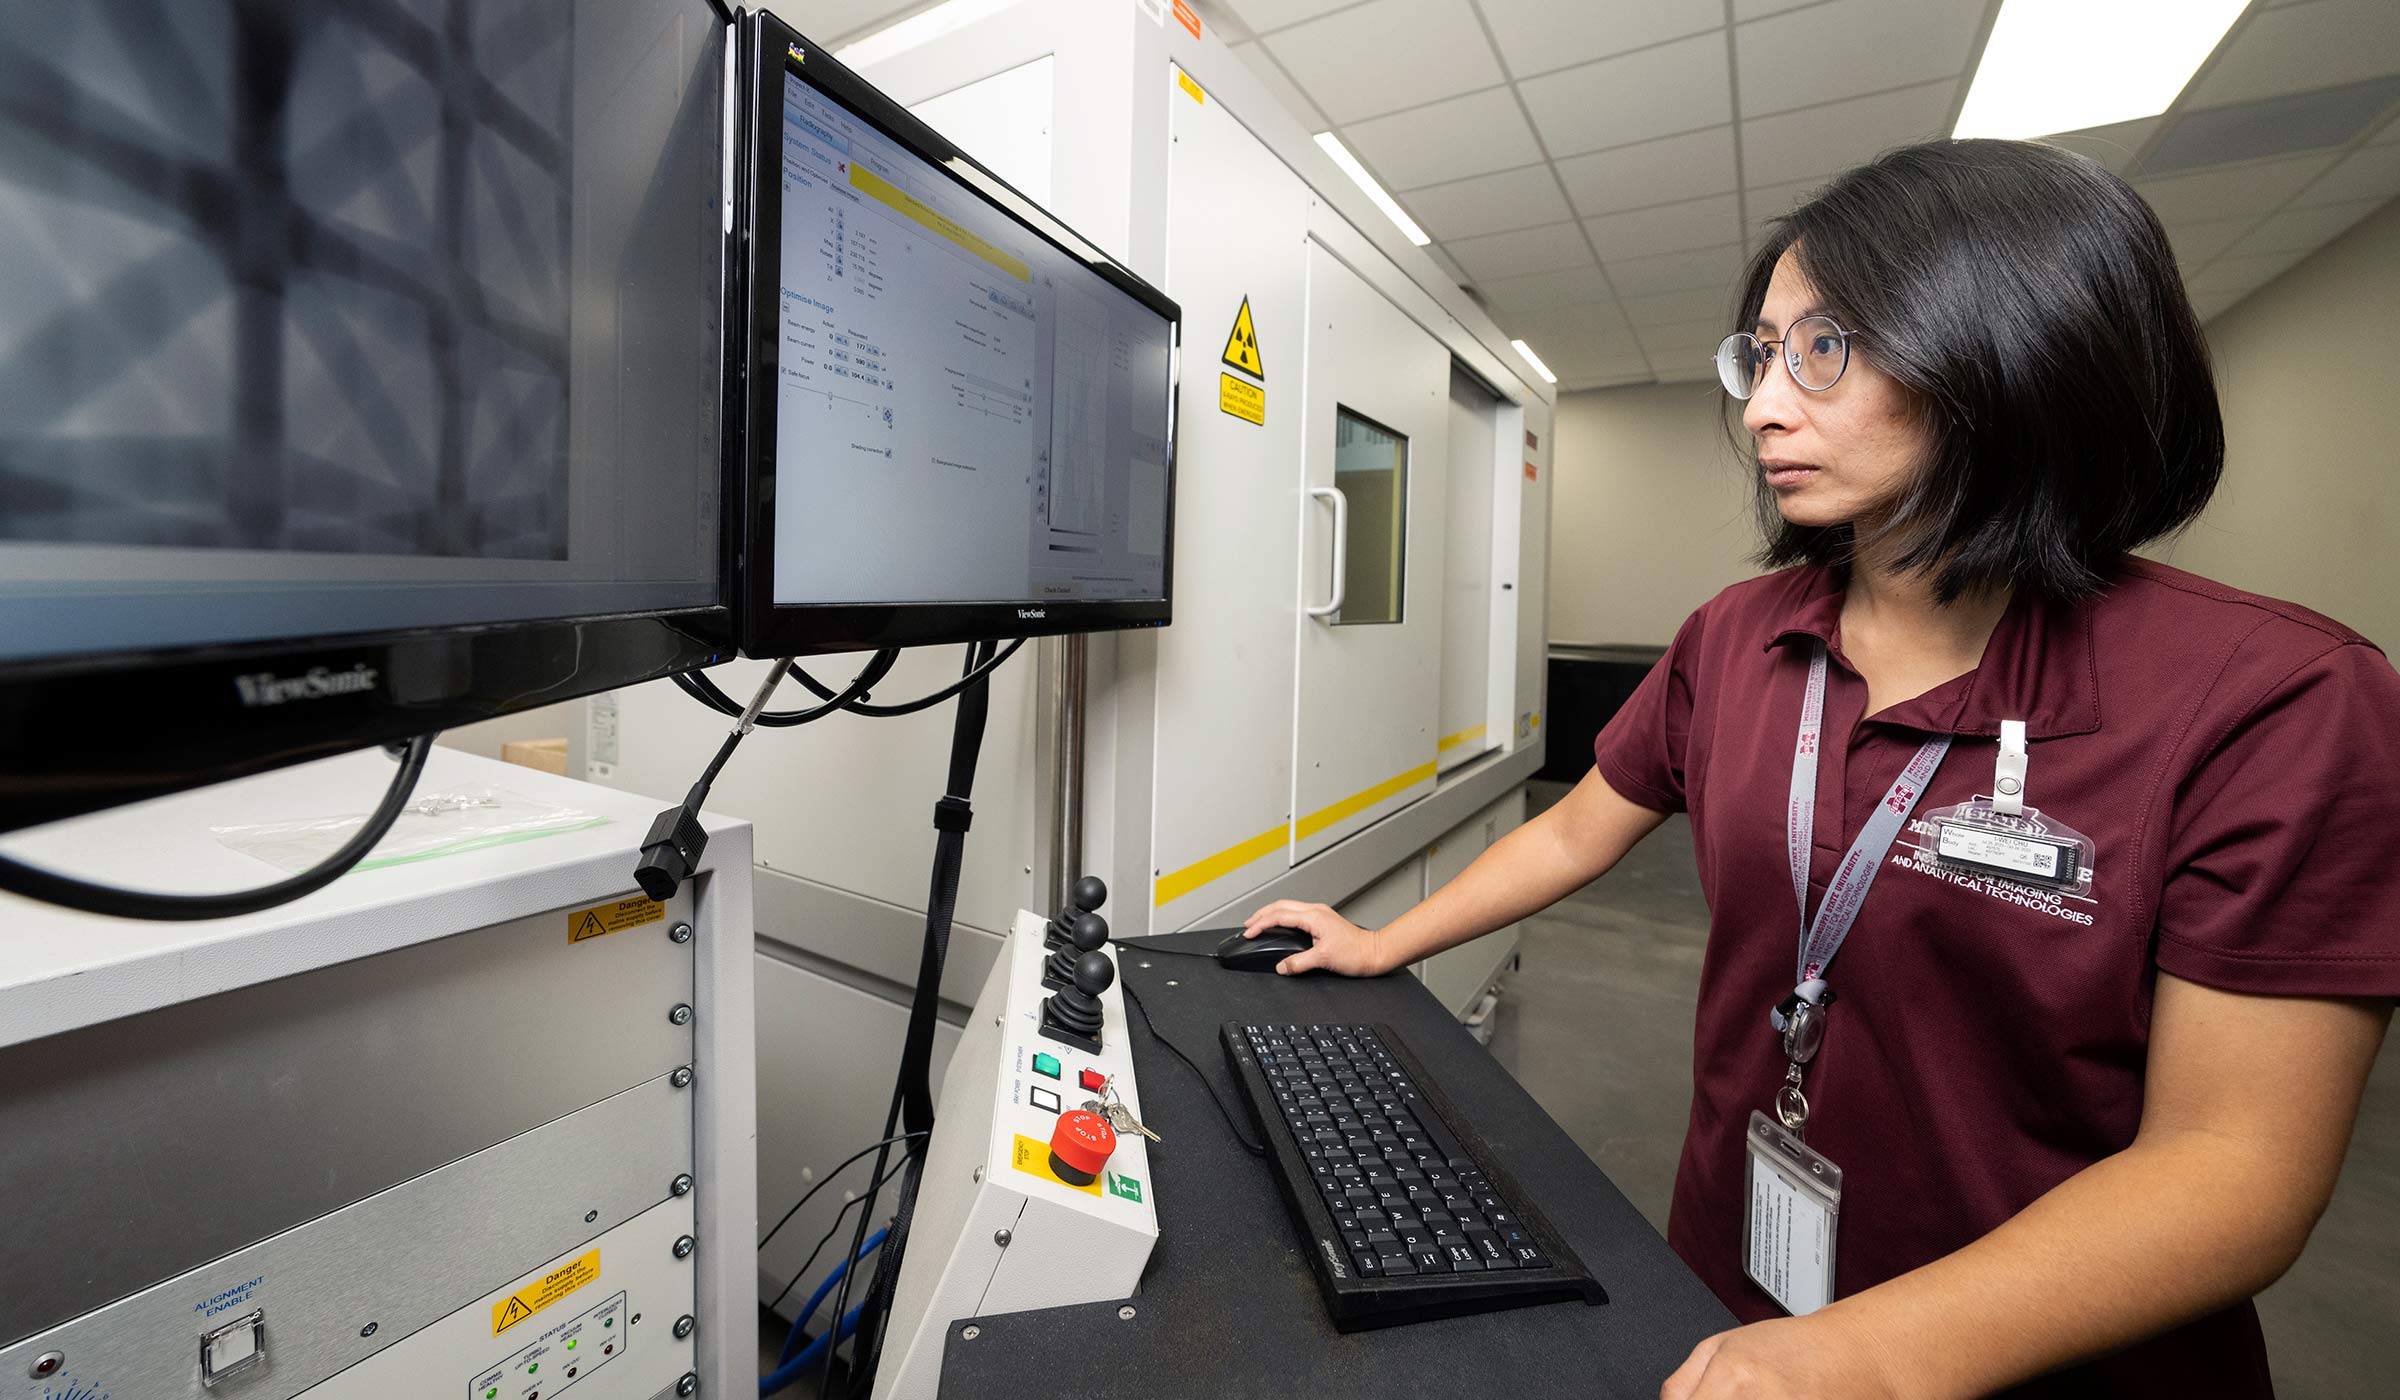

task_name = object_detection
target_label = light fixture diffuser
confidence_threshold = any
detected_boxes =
[1510,339,1556,385]
[1313,132,1432,247]
[836,0,1020,70]
[1952,0,2249,141]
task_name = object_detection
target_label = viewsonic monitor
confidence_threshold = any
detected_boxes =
[734,13,1179,657]
[0,1,736,831]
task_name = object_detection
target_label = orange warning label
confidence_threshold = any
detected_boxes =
[569,896,664,943]
[1012,1133,1103,1197]
[1173,0,1201,40]
[493,1249,600,1334]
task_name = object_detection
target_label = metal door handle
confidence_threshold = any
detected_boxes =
[1306,485,1347,619]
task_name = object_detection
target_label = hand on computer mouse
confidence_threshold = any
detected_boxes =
[1239,900,1389,977]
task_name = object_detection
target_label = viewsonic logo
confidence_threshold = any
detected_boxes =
[1017,608,1047,620]
[233,664,380,707]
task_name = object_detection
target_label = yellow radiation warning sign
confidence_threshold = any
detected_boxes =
[569,895,665,943]
[1221,296,1263,378]
[1218,374,1265,425]
[493,1249,600,1335]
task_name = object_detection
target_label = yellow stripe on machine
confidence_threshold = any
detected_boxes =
[1436,723,1486,753]
[1152,760,1440,907]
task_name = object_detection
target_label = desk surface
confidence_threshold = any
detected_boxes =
[938,931,1735,1398]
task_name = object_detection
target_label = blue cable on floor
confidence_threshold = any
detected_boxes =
[762,1227,887,1396]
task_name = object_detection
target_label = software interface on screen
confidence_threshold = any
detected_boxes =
[772,72,1173,607]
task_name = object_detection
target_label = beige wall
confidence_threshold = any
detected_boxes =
[1551,196,2400,650]
[2148,196,2400,650]
[1548,381,1758,647]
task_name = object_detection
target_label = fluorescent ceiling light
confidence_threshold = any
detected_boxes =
[1953,0,2248,140]
[1313,132,1431,247]
[836,0,1018,70]
[1510,339,1556,385]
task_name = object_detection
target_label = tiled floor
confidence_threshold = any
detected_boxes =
[1490,781,2400,1398]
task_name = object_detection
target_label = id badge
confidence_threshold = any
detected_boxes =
[1742,1110,1842,1316]
[1932,797,2093,896]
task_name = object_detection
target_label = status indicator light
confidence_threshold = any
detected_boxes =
[1032,1052,1062,1079]
[567,1340,578,1350]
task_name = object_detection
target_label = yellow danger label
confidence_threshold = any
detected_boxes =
[1011,1133,1102,1197]
[493,1249,600,1335]
[1221,296,1263,378]
[1218,373,1265,425]
[1176,71,1205,104]
[569,896,664,943]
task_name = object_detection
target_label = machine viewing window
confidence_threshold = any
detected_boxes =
[1333,407,1407,625]
[739,19,1179,656]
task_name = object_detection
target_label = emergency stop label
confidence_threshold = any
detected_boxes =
[493,1249,600,1334]
[569,896,663,943]
[1011,1133,1102,1196]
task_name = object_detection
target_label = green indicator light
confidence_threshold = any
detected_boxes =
[528,1363,538,1374]
[567,1340,577,1350]
[604,1317,614,1327]
[487,1391,498,1399]
[1032,1053,1061,1079]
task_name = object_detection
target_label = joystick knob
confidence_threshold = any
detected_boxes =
[1048,1109,1116,1187]
[1044,876,1110,948]
[1041,949,1114,1043]
[1073,948,1115,996]
[1042,910,1109,987]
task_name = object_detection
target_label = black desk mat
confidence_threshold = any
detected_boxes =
[937,932,1734,1397]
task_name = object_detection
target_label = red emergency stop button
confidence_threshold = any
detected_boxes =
[1049,1109,1116,1186]
[1078,1068,1107,1093]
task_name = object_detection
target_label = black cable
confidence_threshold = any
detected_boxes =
[781,636,1026,718]
[672,648,899,728]
[0,736,435,921]
[1121,978,1268,1156]
[764,1150,914,1316]
[758,1130,927,1254]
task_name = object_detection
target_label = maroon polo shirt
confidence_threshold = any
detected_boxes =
[1593,558,2400,1398]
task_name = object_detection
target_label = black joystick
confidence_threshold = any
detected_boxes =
[1042,910,1108,990]
[1039,949,1114,1053]
[1044,875,1110,950]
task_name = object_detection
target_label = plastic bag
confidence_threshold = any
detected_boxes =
[214,784,610,874]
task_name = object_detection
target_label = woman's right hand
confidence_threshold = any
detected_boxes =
[1239,900,1394,977]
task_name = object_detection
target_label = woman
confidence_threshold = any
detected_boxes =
[1242,140,2399,1398]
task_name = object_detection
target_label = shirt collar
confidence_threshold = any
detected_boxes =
[1763,567,2101,739]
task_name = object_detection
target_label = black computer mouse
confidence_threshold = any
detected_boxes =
[1216,926,1314,973]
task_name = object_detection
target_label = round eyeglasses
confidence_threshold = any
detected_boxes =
[1715,315,1857,399]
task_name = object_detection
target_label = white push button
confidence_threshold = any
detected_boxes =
[201,1308,265,1386]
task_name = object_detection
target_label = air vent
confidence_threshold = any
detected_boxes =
[2139,74,2400,177]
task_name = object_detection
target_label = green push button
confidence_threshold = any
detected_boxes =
[1032,1052,1061,1079]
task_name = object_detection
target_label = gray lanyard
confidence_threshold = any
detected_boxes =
[1772,644,1951,1131]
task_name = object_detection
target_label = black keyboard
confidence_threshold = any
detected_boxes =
[1221,1021,1607,1331]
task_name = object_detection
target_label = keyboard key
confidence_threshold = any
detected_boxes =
[1353,1251,1381,1276]
[1512,1244,1551,1268]
[1377,1252,1416,1276]
[1412,1248,1448,1272]
[1444,1242,1481,1270]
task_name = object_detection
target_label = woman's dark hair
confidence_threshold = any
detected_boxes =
[1732,138,2223,602]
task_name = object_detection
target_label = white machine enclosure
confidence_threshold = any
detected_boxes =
[0,750,755,1400]
[876,912,1159,1400]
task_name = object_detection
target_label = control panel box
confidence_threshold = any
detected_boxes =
[875,911,1159,1400]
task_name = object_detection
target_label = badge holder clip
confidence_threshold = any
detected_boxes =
[1930,720,2093,895]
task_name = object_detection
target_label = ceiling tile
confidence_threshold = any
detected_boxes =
[2187,0,2400,109]
[1733,0,1822,18]
[1633,316,1733,377]
[1655,365,1720,385]
[1344,87,1546,190]
[1621,285,1733,328]
[2132,155,2337,223]
[1585,192,1742,260]
[1603,242,1749,297]
[2293,144,2400,207]
[1477,0,1723,80]
[2188,286,2242,323]
[764,0,922,45]
[2226,198,2387,257]
[2184,249,2309,296]
[1230,40,1332,131]
[1556,127,1739,217]
[1217,0,1360,32]
[1262,0,1506,124]
[1472,265,1626,317]
[1423,244,1473,289]
[1505,308,1646,365]
[2042,119,2159,176]
[1518,32,1732,158]
[2166,217,2259,267]
[1401,163,1574,241]
[1442,221,1595,280]
[1734,0,1983,118]
[1743,176,1834,224]
[1561,370,1660,392]
[1738,81,1954,187]
[1189,1,1255,42]
[2141,75,2400,177]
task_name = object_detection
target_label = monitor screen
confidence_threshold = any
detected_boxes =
[0,0,729,667]
[738,24,1177,655]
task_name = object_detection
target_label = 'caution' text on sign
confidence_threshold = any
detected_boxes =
[1219,373,1265,425]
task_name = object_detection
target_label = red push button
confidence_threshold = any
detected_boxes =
[1078,1068,1108,1093]
[1049,1109,1116,1185]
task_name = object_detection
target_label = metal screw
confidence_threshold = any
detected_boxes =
[670,1066,694,1089]
[677,1373,699,1397]
[586,1209,600,1223]
[360,1321,379,1338]
[668,1003,694,1026]
[673,1314,696,1340]
[671,1173,694,1197]
[993,1229,1012,1248]
[961,1326,982,1341]
[1118,1305,1137,1321]
[30,1352,64,1379]
[672,1234,696,1260]
[669,921,694,944]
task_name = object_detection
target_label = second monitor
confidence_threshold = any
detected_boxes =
[736,18,1180,657]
